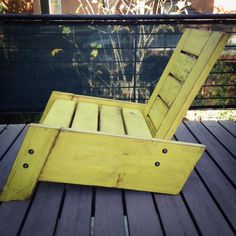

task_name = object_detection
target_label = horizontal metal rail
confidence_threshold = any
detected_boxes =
[0,14,235,25]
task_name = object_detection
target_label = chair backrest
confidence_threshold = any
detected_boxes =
[143,29,229,140]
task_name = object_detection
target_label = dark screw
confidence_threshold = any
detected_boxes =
[162,148,168,154]
[28,149,34,155]
[155,162,160,167]
[23,163,29,168]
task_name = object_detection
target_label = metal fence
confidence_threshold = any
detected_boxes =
[0,14,235,117]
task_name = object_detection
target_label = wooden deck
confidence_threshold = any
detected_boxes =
[0,121,235,236]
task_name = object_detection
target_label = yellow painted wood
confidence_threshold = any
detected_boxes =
[169,52,196,81]
[71,102,98,131]
[181,29,212,56]
[40,91,74,124]
[100,105,125,135]
[159,75,182,107]
[42,99,77,128]
[39,129,205,194]
[155,32,229,140]
[0,124,59,201]
[148,97,168,131]
[122,108,152,138]
[144,29,192,116]
[73,94,145,111]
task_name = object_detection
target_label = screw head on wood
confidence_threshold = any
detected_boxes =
[162,148,168,154]
[23,163,29,168]
[28,149,34,155]
[154,161,160,167]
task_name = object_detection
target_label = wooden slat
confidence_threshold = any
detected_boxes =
[55,185,93,236]
[177,123,234,235]
[94,188,126,236]
[0,124,25,159]
[181,29,212,56]
[176,122,236,230]
[218,120,236,138]
[148,97,168,131]
[185,121,236,185]
[125,191,163,236]
[159,75,182,107]
[154,194,198,236]
[42,99,76,127]
[100,105,125,135]
[122,108,152,138]
[20,182,64,236]
[39,91,74,124]
[169,52,196,81]
[202,121,236,158]
[71,102,98,131]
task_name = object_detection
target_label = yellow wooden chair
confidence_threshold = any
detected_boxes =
[0,29,229,201]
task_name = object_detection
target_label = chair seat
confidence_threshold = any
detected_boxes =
[42,98,152,138]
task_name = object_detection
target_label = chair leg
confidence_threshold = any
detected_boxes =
[0,125,59,201]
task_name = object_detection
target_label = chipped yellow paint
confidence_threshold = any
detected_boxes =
[39,129,205,194]
[1,29,229,201]
[0,124,58,201]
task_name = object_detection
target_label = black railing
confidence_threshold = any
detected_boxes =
[0,14,235,118]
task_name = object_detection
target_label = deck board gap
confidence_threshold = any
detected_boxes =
[151,193,166,236]
[217,121,236,139]
[200,121,236,160]
[182,121,236,189]
[16,182,40,236]
[193,168,236,232]
[0,125,7,135]
[179,192,203,236]
[52,184,67,236]
[0,124,26,162]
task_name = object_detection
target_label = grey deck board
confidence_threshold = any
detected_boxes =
[202,120,236,158]
[176,123,236,231]
[0,124,25,159]
[20,182,64,236]
[94,188,126,236]
[125,190,163,236]
[218,120,236,138]
[0,121,235,235]
[154,194,198,236]
[56,185,93,236]
[185,121,236,185]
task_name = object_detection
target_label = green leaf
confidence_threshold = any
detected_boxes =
[51,48,63,57]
